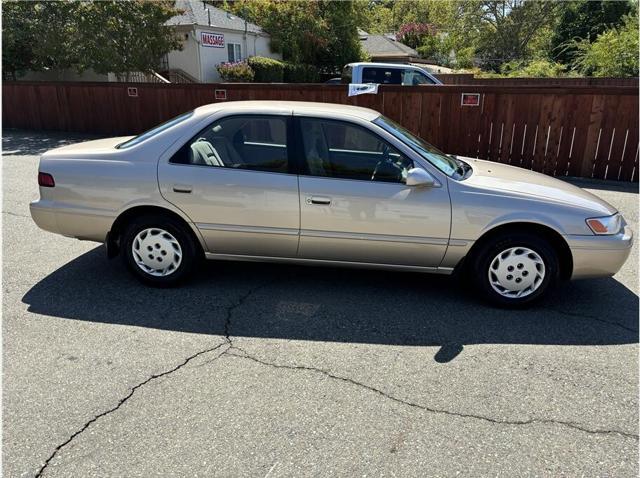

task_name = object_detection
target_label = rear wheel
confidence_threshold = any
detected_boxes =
[471,232,559,307]
[122,214,198,287]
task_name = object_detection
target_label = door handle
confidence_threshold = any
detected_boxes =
[172,185,193,194]
[306,196,331,205]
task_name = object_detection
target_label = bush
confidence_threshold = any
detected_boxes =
[570,14,639,77]
[216,61,254,82]
[283,62,320,83]
[500,59,567,78]
[247,56,284,82]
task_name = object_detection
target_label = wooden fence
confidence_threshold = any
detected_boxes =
[3,81,638,181]
[436,74,639,87]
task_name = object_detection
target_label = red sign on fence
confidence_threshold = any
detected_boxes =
[201,32,225,48]
[215,89,227,100]
[461,93,480,106]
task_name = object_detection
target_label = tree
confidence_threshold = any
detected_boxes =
[2,1,37,80]
[2,0,182,80]
[472,1,561,69]
[570,13,639,77]
[76,1,182,79]
[218,0,365,72]
[551,0,633,64]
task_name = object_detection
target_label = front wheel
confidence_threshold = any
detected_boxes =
[471,232,559,307]
[121,214,198,287]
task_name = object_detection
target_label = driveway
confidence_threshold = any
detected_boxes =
[3,130,638,477]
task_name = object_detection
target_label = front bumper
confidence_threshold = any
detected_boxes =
[566,225,634,279]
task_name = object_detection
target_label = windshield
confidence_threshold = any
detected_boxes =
[117,111,194,149]
[373,115,467,178]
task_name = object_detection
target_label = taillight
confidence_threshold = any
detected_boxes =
[38,172,55,187]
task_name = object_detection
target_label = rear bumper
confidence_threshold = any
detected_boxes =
[30,201,60,234]
[566,225,634,279]
[30,200,112,242]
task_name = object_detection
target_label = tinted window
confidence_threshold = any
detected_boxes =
[170,115,288,173]
[117,111,194,149]
[362,67,402,84]
[402,70,435,85]
[299,118,413,183]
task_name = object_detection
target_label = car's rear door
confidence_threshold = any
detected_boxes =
[294,116,451,268]
[158,112,300,257]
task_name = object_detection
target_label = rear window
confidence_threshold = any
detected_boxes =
[117,111,194,149]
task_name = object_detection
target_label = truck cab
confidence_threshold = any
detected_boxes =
[341,62,442,86]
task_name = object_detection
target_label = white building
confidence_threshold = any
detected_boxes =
[165,0,281,83]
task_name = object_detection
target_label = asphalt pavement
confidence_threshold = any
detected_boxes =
[3,130,639,477]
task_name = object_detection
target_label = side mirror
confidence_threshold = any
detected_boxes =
[405,167,435,187]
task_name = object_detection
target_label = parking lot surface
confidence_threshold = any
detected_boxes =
[3,130,638,477]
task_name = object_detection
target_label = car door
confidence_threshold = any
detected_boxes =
[295,116,451,268]
[158,113,300,258]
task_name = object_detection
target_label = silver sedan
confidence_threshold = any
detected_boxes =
[30,101,633,306]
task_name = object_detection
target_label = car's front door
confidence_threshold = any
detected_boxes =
[158,113,299,257]
[295,117,451,268]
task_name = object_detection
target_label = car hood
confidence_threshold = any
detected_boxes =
[42,136,135,158]
[458,157,617,216]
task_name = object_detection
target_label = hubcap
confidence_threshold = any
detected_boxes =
[488,247,545,299]
[131,228,182,277]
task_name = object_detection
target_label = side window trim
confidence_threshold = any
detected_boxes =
[169,113,295,175]
[293,116,413,183]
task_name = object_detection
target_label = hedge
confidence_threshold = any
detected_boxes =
[283,62,320,83]
[247,56,284,82]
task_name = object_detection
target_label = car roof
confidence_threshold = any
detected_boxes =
[345,62,424,69]
[193,101,381,121]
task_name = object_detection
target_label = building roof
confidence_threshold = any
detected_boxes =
[167,0,264,34]
[358,30,417,59]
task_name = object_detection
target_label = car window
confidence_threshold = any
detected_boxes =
[373,115,464,178]
[299,118,413,183]
[362,67,402,84]
[402,70,435,85]
[117,111,194,149]
[170,115,288,173]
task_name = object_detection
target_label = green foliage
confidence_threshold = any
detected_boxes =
[283,63,320,83]
[2,1,37,79]
[220,0,365,73]
[570,14,639,77]
[500,59,568,78]
[551,0,633,64]
[247,56,284,82]
[76,1,182,79]
[2,0,182,80]
[216,61,255,82]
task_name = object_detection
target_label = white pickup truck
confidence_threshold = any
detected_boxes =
[338,62,443,85]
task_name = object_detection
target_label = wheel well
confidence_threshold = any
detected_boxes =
[107,206,204,258]
[464,222,573,280]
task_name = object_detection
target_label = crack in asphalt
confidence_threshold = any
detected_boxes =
[225,347,639,441]
[34,281,273,477]
[35,279,638,476]
[3,210,31,219]
[34,341,229,477]
[544,307,639,334]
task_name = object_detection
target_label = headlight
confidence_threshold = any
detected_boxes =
[586,213,622,235]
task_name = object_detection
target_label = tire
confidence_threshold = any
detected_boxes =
[470,232,559,307]
[121,214,199,287]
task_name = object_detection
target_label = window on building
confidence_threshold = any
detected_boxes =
[228,43,242,62]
